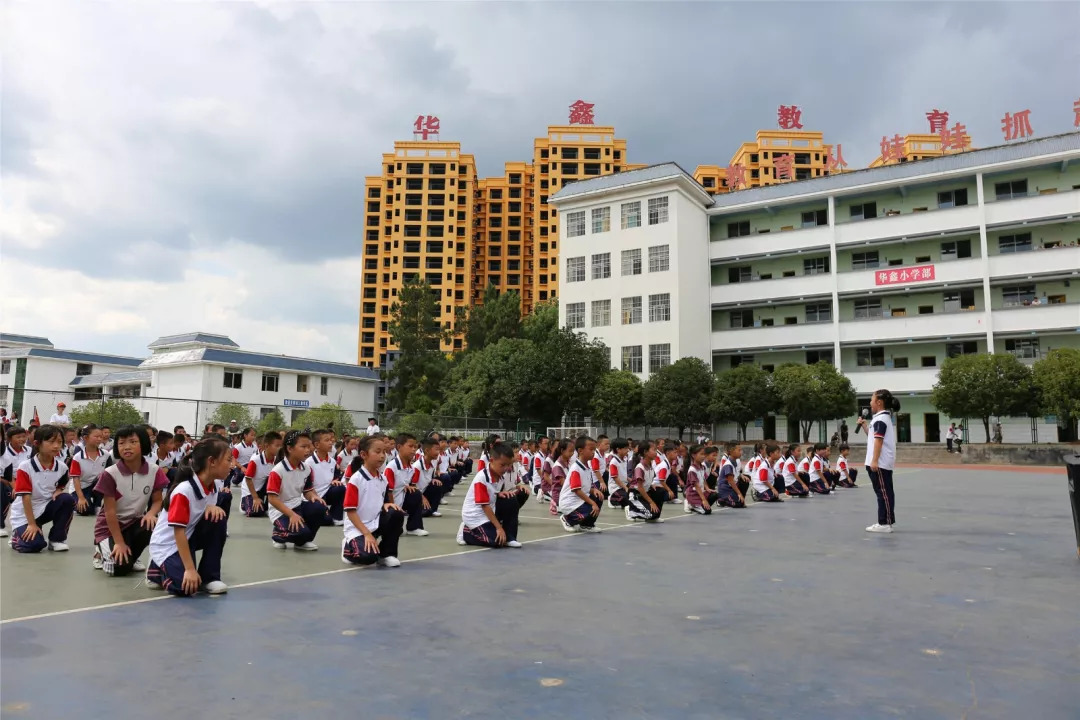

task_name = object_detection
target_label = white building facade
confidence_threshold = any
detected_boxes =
[552,133,1080,445]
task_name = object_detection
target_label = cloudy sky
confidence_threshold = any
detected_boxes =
[3,1,1077,362]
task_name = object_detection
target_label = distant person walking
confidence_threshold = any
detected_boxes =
[858,388,899,534]
[946,423,956,453]
[840,420,849,444]
[954,425,964,454]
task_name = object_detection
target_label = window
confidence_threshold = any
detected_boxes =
[1002,284,1036,306]
[943,289,976,311]
[727,266,752,283]
[941,239,972,260]
[562,163,578,175]
[730,309,754,328]
[857,347,885,367]
[849,202,877,221]
[296,375,309,393]
[727,221,751,238]
[406,162,423,175]
[591,207,610,234]
[320,377,328,396]
[648,293,671,322]
[621,248,642,276]
[921,356,937,367]
[1005,338,1040,359]
[994,179,1027,200]
[893,357,909,368]
[566,211,586,237]
[649,344,671,373]
[566,256,586,282]
[731,355,754,368]
[566,302,586,329]
[946,341,978,358]
[591,252,611,280]
[223,368,243,389]
[261,372,279,393]
[851,251,880,270]
[621,201,641,229]
[591,299,611,327]
[622,345,643,373]
[561,147,578,159]
[937,188,969,208]
[74,362,93,376]
[998,233,1032,254]
[621,296,642,325]
[854,298,882,319]
[805,301,832,323]
[648,197,669,225]
[0,360,9,375]
[806,350,833,365]
[646,244,671,273]
[801,209,828,227]
[803,257,829,275]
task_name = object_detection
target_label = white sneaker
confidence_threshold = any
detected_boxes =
[430,510,442,518]
[456,522,466,546]
[683,499,692,514]
[92,552,103,570]
[48,542,70,552]
[582,525,602,533]
[444,491,455,497]
[865,523,893,534]
[507,540,523,548]
[132,559,146,571]
[332,519,345,526]
[340,539,350,564]
[203,580,228,595]
[406,529,430,537]
[440,498,449,505]
[145,577,163,590]
[0,528,9,538]
[272,540,287,549]
[645,517,665,523]
[560,516,581,533]
[377,556,401,568]
[625,506,644,522]
[294,541,319,551]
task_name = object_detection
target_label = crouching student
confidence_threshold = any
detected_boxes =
[494,446,530,545]
[655,444,680,504]
[342,436,404,567]
[535,438,553,504]
[308,429,346,526]
[548,439,573,516]
[558,436,603,533]
[626,440,666,522]
[750,444,785,502]
[807,444,834,496]
[413,436,445,523]
[821,445,841,489]
[683,445,718,515]
[715,443,746,509]
[835,444,857,488]
[95,426,169,575]
[436,436,462,497]
[0,426,32,538]
[267,431,329,551]
[241,432,281,517]
[145,437,231,595]
[455,442,518,548]
[385,434,427,538]
[780,445,810,498]
[8,425,75,552]
[605,438,631,510]
[70,425,109,517]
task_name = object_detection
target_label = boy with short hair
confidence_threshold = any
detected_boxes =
[558,436,603,533]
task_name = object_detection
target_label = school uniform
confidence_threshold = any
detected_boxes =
[146,475,227,594]
[734,457,751,497]
[384,455,423,532]
[1,443,32,531]
[536,454,553,501]
[558,458,601,530]
[751,461,783,503]
[654,456,679,501]
[68,446,109,516]
[232,441,258,468]
[807,453,833,495]
[626,460,666,520]
[342,465,404,564]
[517,449,532,488]
[780,455,808,497]
[796,456,813,488]
[94,460,170,575]
[411,456,444,522]
[8,457,75,552]
[548,459,568,515]
[822,456,841,488]
[460,468,505,546]
[715,456,746,508]
[606,453,630,508]
[457,445,473,476]
[866,412,897,526]
[336,448,358,475]
[307,451,346,524]
[835,455,857,488]
[241,451,275,517]
[267,458,330,546]
[437,448,461,494]
[684,462,718,514]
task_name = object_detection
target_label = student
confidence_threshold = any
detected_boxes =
[436,435,462,496]
[820,445,841,489]
[655,445,680,504]
[558,436,603,533]
[152,430,177,470]
[384,433,426,537]
[267,431,329,551]
[605,438,631,510]
[337,435,359,475]
[806,443,834,496]
[62,427,79,461]
[858,389,900,534]
[780,444,810,498]
[411,436,445,527]
[100,426,113,454]
[516,442,532,491]
[70,425,109,517]
[453,442,519,548]
[835,444,857,488]
[342,435,404,567]
[94,426,169,575]
[683,445,718,515]
[548,439,573,516]
[494,445,530,543]
[241,431,282,517]
[715,443,746,508]
[232,428,258,468]
[592,435,610,496]
[703,446,721,490]
[535,437,553,503]
[457,437,473,476]
[145,438,230,595]
[750,444,785,503]
[8,425,75,552]
[0,427,31,538]
[626,440,665,522]
[796,445,814,488]
[307,429,346,526]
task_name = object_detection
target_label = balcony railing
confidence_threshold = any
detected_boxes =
[835,204,981,246]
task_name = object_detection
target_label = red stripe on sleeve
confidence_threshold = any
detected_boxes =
[231,447,239,459]
[303,470,314,492]
[477,459,486,472]
[245,460,257,479]
[343,482,359,510]
[569,469,582,491]
[167,492,191,526]
[786,462,796,473]
[384,466,395,489]
[266,471,282,495]
[758,468,769,482]
[410,468,419,486]
[69,459,82,476]
[657,468,668,481]
[13,468,33,495]
[473,482,490,504]
[609,462,619,478]
[590,457,600,471]
[813,460,821,471]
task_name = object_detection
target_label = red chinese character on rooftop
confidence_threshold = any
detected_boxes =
[939,122,971,152]
[880,134,905,163]
[413,115,440,140]
[1001,109,1033,141]
[825,144,848,172]
[568,100,595,125]
[773,153,794,181]
[925,108,950,134]
[726,163,746,191]
[777,104,804,130]
[1073,98,1080,128]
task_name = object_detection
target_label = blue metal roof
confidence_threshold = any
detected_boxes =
[69,370,152,387]
[0,333,54,348]
[148,332,239,349]
[27,348,143,366]
[200,348,379,381]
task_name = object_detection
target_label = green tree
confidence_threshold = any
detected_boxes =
[207,402,256,431]
[291,403,358,436]
[69,398,142,430]
[256,409,287,435]
[465,286,521,351]
[711,364,779,440]
[642,358,714,439]
[535,326,610,423]
[441,338,541,421]
[391,413,437,438]
[1032,348,1080,431]
[772,362,857,441]
[386,278,451,412]
[932,352,1037,442]
[591,370,644,434]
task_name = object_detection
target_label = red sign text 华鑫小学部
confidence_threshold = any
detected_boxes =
[875,265,936,286]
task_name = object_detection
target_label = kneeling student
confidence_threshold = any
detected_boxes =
[605,438,631,510]
[683,445,718,514]
[384,433,426,537]
[457,442,522,548]
[267,431,329,551]
[807,443,833,495]
[146,438,231,595]
[241,432,281,517]
[715,443,746,508]
[307,429,346,526]
[70,425,109,517]
[8,425,75,553]
[548,439,573,515]
[558,436,603,533]
[835,444,857,488]
[342,436,404,567]
[412,436,445,524]
[750,444,785,502]
[626,440,666,521]
[780,445,810,498]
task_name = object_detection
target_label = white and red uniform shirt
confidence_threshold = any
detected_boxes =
[383,455,418,507]
[808,454,826,483]
[70,446,109,490]
[476,451,490,474]
[1,443,31,481]
[232,441,258,468]
[437,449,451,476]
[751,461,777,494]
[654,456,673,487]
[461,469,497,529]
[837,455,851,482]
[266,458,315,523]
[631,460,657,490]
[558,458,593,515]
[343,465,388,539]
[412,456,436,492]
[242,451,276,500]
[9,456,69,527]
[797,455,812,478]
[589,455,603,488]
[149,475,218,565]
[305,451,338,497]
[781,455,800,487]
[337,448,358,473]
[607,453,629,490]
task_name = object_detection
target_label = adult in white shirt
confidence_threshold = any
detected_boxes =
[364,418,380,436]
[858,388,899,534]
[49,402,71,426]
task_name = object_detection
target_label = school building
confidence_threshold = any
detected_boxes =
[551,132,1080,445]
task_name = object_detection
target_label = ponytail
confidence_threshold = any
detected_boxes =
[874,388,902,413]
[165,436,230,505]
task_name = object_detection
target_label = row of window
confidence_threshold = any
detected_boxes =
[620,344,670,374]
[222,369,330,395]
[566,245,670,282]
[565,293,671,328]
[566,197,669,238]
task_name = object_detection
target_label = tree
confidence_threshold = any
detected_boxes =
[711,364,779,440]
[441,338,542,421]
[69,398,142,430]
[931,352,1036,442]
[591,371,644,434]
[291,403,358,436]
[464,286,521,352]
[772,362,857,441]
[391,413,436,439]
[1033,348,1080,432]
[208,402,256,431]
[256,409,287,435]
[385,279,451,413]
[642,358,714,438]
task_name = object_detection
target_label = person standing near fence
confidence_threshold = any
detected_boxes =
[945,423,955,453]
[859,389,900,534]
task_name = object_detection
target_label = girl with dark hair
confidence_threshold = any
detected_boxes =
[8,425,75,552]
[626,440,665,522]
[0,426,31,538]
[779,444,809,498]
[146,437,231,594]
[241,432,282,517]
[807,443,834,495]
[859,389,900,534]
[267,431,329,551]
[70,425,109,517]
[342,435,405,566]
[548,439,574,516]
[536,437,554,505]
[750,444,784,503]
[716,443,746,508]
[605,438,631,510]
[683,445,718,515]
